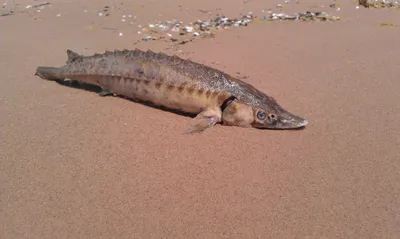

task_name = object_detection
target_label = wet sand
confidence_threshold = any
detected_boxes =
[1,0,399,238]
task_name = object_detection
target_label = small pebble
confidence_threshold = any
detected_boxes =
[356,6,360,9]
[119,32,123,36]
[56,13,61,17]
[128,15,132,18]
[98,12,103,16]
[121,19,126,22]
[26,5,32,9]
[149,24,155,28]
[143,35,152,40]
[84,10,87,13]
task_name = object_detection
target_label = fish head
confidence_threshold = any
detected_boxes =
[221,97,308,130]
[251,105,308,130]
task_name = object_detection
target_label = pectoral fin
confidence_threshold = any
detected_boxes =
[186,108,222,134]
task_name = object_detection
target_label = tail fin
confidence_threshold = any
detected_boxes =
[35,67,63,80]
[35,49,81,80]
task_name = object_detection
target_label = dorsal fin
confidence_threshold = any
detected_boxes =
[170,54,183,65]
[66,49,82,64]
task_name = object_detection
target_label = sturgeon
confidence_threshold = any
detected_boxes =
[35,48,308,133]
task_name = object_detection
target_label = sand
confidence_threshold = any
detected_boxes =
[1,0,399,238]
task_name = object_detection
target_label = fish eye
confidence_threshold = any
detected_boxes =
[257,111,266,120]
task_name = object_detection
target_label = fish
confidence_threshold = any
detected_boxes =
[35,48,308,133]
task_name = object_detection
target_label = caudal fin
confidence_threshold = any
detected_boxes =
[35,67,63,80]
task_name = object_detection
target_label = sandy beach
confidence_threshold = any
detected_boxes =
[1,0,399,238]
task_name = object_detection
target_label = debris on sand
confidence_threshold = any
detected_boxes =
[97,6,111,16]
[32,2,50,8]
[379,22,397,27]
[1,1,52,17]
[136,8,340,46]
[359,0,400,8]
[263,11,340,22]
[0,12,13,17]
[137,13,255,44]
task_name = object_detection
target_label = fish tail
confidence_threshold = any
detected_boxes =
[35,67,64,80]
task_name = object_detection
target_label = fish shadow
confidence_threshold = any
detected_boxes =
[54,79,197,118]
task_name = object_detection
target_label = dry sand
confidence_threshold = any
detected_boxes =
[1,0,400,238]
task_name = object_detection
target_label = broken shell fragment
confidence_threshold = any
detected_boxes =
[143,35,152,41]
[184,26,194,32]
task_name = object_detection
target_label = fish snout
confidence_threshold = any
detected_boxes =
[275,111,308,129]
